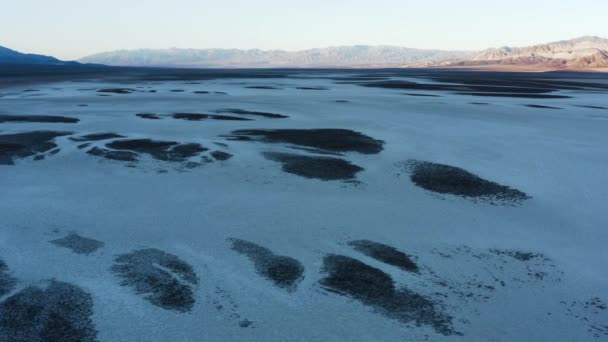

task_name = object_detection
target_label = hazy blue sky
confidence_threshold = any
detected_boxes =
[1,0,607,60]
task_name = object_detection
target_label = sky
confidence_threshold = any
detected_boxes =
[1,0,607,60]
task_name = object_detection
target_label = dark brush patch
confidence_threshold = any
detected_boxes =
[87,147,138,162]
[0,131,71,165]
[0,281,98,342]
[50,233,105,255]
[230,239,304,290]
[0,115,79,124]
[319,255,457,336]
[69,133,125,142]
[211,151,233,161]
[106,139,208,162]
[404,93,441,97]
[405,160,529,204]
[264,152,363,181]
[349,240,419,273]
[524,104,562,109]
[0,259,16,297]
[246,86,280,90]
[111,248,198,312]
[171,113,251,121]
[136,113,163,120]
[225,129,384,154]
[97,88,136,94]
[214,108,288,119]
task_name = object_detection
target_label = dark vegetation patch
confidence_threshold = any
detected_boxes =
[215,108,289,119]
[136,113,163,120]
[524,104,562,109]
[171,113,251,121]
[87,147,138,162]
[0,115,79,124]
[230,239,304,290]
[0,259,16,297]
[106,139,208,162]
[264,152,363,181]
[246,86,280,90]
[296,86,329,90]
[489,249,549,262]
[0,281,97,342]
[406,160,530,204]
[97,88,136,94]
[211,151,233,161]
[404,93,441,97]
[69,132,125,142]
[349,240,419,273]
[111,248,198,312]
[455,92,571,99]
[0,131,71,165]
[319,255,457,336]
[50,233,105,255]
[225,129,384,154]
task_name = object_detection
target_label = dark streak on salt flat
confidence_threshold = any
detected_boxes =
[246,86,281,90]
[456,92,571,99]
[404,93,441,97]
[264,152,363,181]
[50,233,105,255]
[0,115,79,124]
[171,113,251,121]
[69,133,125,142]
[349,240,419,272]
[211,151,233,161]
[215,108,289,119]
[106,139,208,162]
[575,105,608,110]
[405,160,530,204]
[230,239,304,290]
[87,147,138,162]
[296,86,329,90]
[0,281,98,342]
[225,129,384,154]
[320,255,457,336]
[0,131,71,165]
[111,248,198,312]
[524,104,562,109]
[136,113,163,120]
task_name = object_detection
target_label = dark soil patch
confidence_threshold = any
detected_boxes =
[264,152,363,181]
[97,88,136,94]
[230,239,304,290]
[524,104,562,109]
[111,248,198,312]
[349,240,419,272]
[320,255,456,335]
[136,113,163,120]
[0,115,79,124]
[106,139,208,162]
[0,131,71,165]
[69,133,125,142]
[50,233,105,255]
[225,129,384,154]
[0,259,16,297]
[215,108,288,119]
[0,281,98,342]
[171,113,251,121]
[211,151,233,161]
[406,160,530,203]
[87,147,138,162]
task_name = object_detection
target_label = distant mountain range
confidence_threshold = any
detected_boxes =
[0,46,75,65]
[2,36,607,71]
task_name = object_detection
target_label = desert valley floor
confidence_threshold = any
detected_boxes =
[0,68,607,341]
